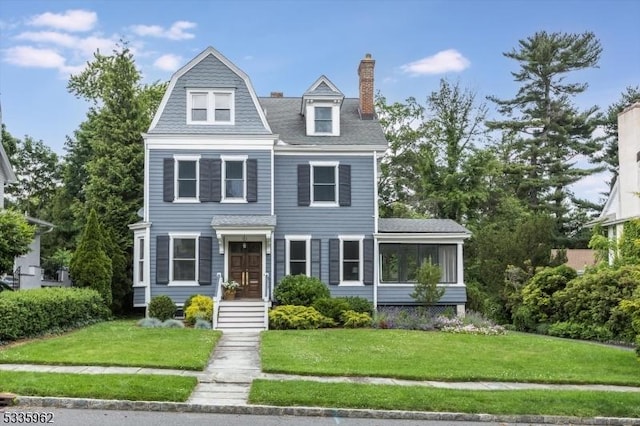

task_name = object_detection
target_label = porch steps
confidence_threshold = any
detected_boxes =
[216,301,268,332]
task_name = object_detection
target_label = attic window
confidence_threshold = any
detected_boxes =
[187,90,234,125]
[315,107,332,133]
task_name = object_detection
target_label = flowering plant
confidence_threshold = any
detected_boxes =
[222,280,240,290]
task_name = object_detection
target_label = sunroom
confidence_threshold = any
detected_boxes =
[374,218,471,315]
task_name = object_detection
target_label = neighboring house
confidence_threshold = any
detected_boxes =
[130,47,471,330]
[550,249,596,275]
[594,102,640,263]
[0,107,63,290]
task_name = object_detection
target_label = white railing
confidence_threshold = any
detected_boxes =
[213,272,223,329]
[263,272,270,329]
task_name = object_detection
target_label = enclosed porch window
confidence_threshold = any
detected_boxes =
[380,243,457,284]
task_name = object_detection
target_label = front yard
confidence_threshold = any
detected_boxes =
[261,329,640,385]
[0,320,220,370]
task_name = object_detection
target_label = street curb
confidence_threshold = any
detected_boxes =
[14,396,640,425]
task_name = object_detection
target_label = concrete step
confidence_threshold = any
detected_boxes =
[218,311,263,318]
[218,317,264,324]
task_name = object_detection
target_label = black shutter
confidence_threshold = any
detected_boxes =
[339,164,351,206]
[200,159,213,202]
[329,238,340,285]
[311,239,321,280]
[211,159,222,202]
[363,238,374,285]
[297,164,310,206]
[198,236,212,285]
[163,158,174,202]
[156,235,170,284]
[275,239,285,285]
[247,159,258,202]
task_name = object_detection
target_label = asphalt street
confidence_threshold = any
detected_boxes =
[0,408,554,426]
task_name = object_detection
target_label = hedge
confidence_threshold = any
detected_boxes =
[0,287,110,342]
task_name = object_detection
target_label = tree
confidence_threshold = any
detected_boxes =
[2,132,61,216]
[488,31,604,240]
[378,79,498,223]
[0,209,36,275]
[410,261,444,309]
[69,209,112,307]
[597,86,640,191]
[65,42,166,312]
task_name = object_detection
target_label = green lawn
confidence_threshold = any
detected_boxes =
[0,371,196,402]
[261,329,640,385]
[249,380,640,418]
[0,321,221,370]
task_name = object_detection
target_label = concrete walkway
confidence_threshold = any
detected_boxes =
[2,331,640,407]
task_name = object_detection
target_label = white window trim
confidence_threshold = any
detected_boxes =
[309,160,339,207]
[306,102,340,136]
[187,89,235,125]
[173,154,200,203]
[133,233,146,288]
[221,154,248,203]
[285,235,311,276]
[169,232,200,286]
[339,235,364,286]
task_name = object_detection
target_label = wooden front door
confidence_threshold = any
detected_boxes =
[228,242,262,299]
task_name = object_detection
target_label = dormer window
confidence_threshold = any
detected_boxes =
[315,107,332,133]
[187,90,234,125]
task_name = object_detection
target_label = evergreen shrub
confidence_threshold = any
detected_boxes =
[268,305,334,330]
[185,295,213,326]
[148,295,176,321]
[274,275,330,306]
[312,298,350,323]
[341,310,372,328]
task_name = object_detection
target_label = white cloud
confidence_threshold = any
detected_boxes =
[4,46,66,68]
[400,49,470,75]
[28,10,97,32]
[154,54,182,71]
[16,31,77,47]
[131,20,196,40]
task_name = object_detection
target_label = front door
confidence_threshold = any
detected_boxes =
[228,242,262,299]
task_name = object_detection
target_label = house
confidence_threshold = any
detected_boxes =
[594,102,640,263]
[0,106,59,290]
[131,47,471,330]
[550,249,596,275]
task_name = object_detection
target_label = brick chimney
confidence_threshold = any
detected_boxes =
[358,53,375,120]
[270,91,283,98]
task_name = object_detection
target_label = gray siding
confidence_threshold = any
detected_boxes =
[148,148,272,304]
[377,286,467,305]
[151,54,270,135]
[274,154,375,299]
[133,288,145,306]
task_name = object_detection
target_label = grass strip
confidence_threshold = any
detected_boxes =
[249,379,640,418]
[0,321,220,370]
[0,371,196,402]
[261,329,640,385]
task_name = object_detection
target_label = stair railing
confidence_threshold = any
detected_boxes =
[213,272,223,329]
[12,267,21,290]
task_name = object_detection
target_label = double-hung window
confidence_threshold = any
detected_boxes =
[310,162,338,205]
[286,236,310,276]
[187,90,234,125]
[221,155,247,202]
[174,155,200,201]
[171,236,198,282]
[137,237,145,284]
[340,236,363,284]
[314,106,332,133]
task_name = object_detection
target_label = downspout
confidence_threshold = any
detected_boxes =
[373,150,379,311]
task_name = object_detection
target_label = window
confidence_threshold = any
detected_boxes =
[177,160,197,199]
[311,163,338,205]
[286,237,310,276]
[380,244,457,284]
[172,237,197,282]
[187,90,234,124]
[137,237,144,283]
[315,106,332,133]
[221,156,247,201]
[340,237,363,283]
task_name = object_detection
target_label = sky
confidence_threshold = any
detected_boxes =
[1,0,639,203]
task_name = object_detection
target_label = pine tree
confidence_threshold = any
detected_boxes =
[488,31,604,239]
[69,209,112,307]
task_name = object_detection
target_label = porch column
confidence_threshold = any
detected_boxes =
[456,242,464,286]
